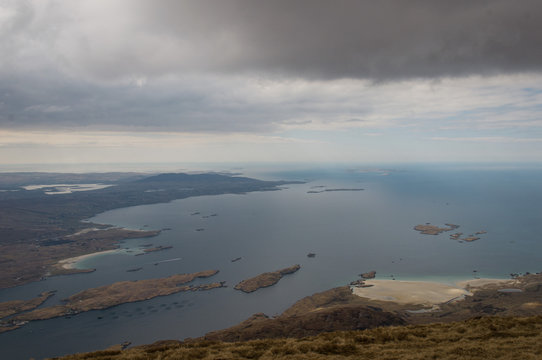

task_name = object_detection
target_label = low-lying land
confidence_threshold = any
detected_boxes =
[0,172,293,289]
[234,265,301,293]
[0,270,223,333]
[0,227,160,288]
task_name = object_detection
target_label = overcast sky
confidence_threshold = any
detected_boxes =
[1,0,542,167]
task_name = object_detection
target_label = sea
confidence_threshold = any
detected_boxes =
[1,163,541,359]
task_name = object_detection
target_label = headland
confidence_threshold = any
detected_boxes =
[234,265,301,293]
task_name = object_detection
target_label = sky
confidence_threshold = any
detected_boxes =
[1,0,542,166]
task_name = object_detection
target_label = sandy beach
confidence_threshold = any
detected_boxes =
[57,250,119,270]
[351,278,517,306]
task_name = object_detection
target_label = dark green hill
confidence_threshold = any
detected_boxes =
[136,172,256,183]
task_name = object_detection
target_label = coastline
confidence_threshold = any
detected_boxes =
[57,249,120,270]
[351,277,517,306]
[47,226,161,275]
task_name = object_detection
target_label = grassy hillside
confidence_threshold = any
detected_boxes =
[53,315,542,360]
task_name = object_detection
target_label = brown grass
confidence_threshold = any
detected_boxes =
[52,315,542,360]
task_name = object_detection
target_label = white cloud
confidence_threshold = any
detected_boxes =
[0,129,320,148]
[24,104,71,113]
[431,136,542,143]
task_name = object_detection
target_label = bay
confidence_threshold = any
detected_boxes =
[1,164,541,359]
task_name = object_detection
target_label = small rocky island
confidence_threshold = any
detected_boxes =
[142,245,173,254]
[126,267,143,272]
[413,223,459,235]
[360,271,376,279]
[307,188,364,194]
[415,223,486,243]
[234,265,301,293]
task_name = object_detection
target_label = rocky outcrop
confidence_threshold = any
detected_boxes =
[414,223,458,235]
[360,271,376,279]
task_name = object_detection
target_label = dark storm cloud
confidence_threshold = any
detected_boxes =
[1,0,542,132]
[79,0,542,80]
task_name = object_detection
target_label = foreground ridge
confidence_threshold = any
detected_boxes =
[53,315,542,360]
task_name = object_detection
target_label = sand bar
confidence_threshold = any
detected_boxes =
[352,278,517,306]
[352,280,473,305]
[58,250,119,269]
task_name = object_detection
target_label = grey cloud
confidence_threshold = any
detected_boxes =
[4,1,542,81]
[146,0,542,80]
[2,1,542,132]
[0,72,288,132]
[17,0,542,81]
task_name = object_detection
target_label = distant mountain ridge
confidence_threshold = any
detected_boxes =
[137,172,256,183]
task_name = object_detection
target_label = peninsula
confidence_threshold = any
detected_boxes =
[0,291,55,320]
[234,265,301,293]
[1,270,223,333]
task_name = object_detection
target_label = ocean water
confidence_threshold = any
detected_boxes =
[1,164,542,359]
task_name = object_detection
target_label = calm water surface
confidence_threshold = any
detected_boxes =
[1,165,542,359]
